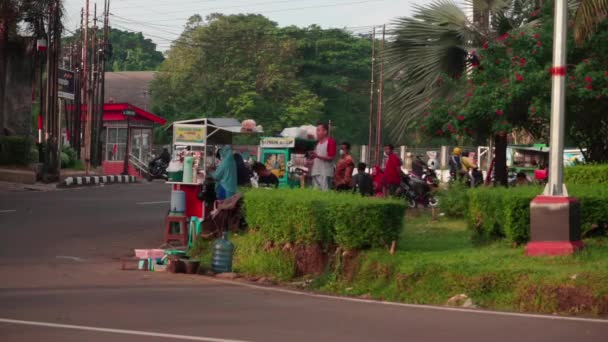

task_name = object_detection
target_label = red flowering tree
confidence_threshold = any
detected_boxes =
[422,6,608,184]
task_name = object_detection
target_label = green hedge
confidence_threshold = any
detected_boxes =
[0,136,34,166]
[244,189,406,250]
[565,164,608,185]
[468,185,608,244]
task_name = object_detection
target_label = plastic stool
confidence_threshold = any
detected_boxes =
[165,215,188,246]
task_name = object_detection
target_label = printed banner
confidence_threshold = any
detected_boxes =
[260,137,295,148]
[174,124,206,146]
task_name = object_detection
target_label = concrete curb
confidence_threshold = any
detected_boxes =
[60,175,137,188]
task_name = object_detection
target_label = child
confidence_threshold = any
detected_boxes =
[352,163,374,196]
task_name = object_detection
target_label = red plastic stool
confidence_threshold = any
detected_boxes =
[165,215,188,246]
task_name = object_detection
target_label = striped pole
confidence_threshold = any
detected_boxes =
[544,0,568,197]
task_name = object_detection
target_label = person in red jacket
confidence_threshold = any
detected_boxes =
[383,144,402,196]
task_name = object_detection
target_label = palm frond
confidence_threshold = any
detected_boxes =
[573,0,608,45]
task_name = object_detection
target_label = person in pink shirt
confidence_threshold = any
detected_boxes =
[383,144,402,196]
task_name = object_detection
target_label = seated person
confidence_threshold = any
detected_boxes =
[252,162,279,188]
[352,163,374,196]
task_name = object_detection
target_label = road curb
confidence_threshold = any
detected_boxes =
[60,175,137,188]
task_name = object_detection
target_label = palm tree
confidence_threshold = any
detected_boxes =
[385,0,606,185]
[0,0,56,136]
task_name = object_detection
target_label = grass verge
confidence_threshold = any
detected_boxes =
[192,213,608,316]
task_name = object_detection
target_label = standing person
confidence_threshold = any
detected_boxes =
[309,123,336,191]
[352,163,374,196]
[449,147,462,181]
[211,146,238,200]
[334,142,355,191]
[383,144,402,196]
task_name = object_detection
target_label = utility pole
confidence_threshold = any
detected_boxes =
[526,0,582,256]
[367,27,376,165]
[84,0,91,174]
[374,25,385,166]
[90,3,98,166]
[94,0,110,166]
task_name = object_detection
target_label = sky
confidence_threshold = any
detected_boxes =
[62,0,434,51]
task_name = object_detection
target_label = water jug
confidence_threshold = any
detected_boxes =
[170,189,186,214]
[212,232,234,273]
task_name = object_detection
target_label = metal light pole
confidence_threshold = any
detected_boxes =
[545,0,568,197]
[526,0,582,256]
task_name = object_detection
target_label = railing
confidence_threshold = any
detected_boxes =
[129,154,149,177]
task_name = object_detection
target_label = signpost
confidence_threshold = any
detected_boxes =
[58,69,75,100]
[526,0,582,256]
[260,137,295,148]
[174,124,206,147]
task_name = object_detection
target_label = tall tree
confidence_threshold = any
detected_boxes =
[0,0,58,136]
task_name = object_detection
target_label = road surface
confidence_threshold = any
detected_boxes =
[0,182,606,342]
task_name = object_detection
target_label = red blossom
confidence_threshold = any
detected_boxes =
[437,129,444,136]
[482,41,489,49]
[569,20,574,28]
[583,59,590,64]
[585,76,593,83]
[466,92,472,97]
[586,84,593,90]
[515,74,524,82]
[605,71,608,77]
[421,125,426,129]
[598,95,603,100]
[536,41,542,47]
[532,50,538,55]
[424,112,430,117]
[496,109,504,116]
[534,33,540,39]
[520,58,527,67]
[495,58,500,65]
[520,31,525,36]
[498,33,509,42]
[457,115,465,121]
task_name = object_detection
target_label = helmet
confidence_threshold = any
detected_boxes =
[453,147,462,156]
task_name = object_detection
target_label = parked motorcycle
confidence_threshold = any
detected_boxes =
[396,171,439,208]
[147,157,169,181]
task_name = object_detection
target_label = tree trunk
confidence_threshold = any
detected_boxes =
[494,133,508,187]
[0,21,8,137]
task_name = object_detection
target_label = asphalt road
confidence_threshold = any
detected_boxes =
[0,182,606,342]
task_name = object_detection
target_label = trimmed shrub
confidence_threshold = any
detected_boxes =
[565,164,608,185]
[468,185,608,244]
[244,189,406,250]
[438,182,470,218]
[0,136,34,166]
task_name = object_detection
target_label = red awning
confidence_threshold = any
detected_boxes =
[66,103,167,125]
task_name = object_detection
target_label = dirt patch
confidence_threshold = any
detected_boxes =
[340,250,360,282]
[519,284,604,315]
[294,243,328,276]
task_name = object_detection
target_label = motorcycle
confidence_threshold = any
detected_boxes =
[396,171,439,208]
[421,165,440,188]
[147,157,169,181]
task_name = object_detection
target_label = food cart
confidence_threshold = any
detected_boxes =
[507,144,585,179]
[259,136,316,188]
[162,118,261,246]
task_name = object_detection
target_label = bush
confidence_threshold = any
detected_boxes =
[244,189,406,250]
[468,185,608,244]
[438,182,470,218]
[565,164,608,185]
[0,136,34,166]
[61,146,78,168]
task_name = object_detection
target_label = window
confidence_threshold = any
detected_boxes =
[105,127,127,161]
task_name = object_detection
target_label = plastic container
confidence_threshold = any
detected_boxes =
[182,156,194,183]
[167,160,184,182]
[170,189,186,214]
[212,232,234,273]
[134,249,165,259]
[188,217,203,247]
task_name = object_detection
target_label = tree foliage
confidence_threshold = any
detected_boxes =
[150,14,372,143]
[422,3,608,162]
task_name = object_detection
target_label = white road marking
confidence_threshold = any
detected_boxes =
[0,209,16,213]
[0,318,253,342]
[206,277,608,324]
[56,256,85,262]
[136,201,169,205]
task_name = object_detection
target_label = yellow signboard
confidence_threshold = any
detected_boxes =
[260,137,295,148]
[174,124,206,146]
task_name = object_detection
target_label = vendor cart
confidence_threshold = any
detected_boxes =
[259,136,316,188]
[161,118,261,246]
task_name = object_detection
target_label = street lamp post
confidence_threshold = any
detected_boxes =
[122,108,136,176]
[526,0,582,256]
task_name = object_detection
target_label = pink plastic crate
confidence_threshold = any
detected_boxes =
[134,249,165,259]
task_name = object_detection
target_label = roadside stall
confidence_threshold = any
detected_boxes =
[259,135,317,189]
[507,144,585,180]
[162,118,262,246]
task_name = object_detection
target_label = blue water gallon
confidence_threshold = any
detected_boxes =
[170,189,186,214]
[211,232,234,273]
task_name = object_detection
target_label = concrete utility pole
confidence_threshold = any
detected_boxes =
[367,27,376,165]
[84,0,92,175]
[374,25,385,166]
[526,0,582,256]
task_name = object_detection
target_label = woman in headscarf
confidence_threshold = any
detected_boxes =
[372,166,385,197]
[212,146,238,200]
[233,152,252,186]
